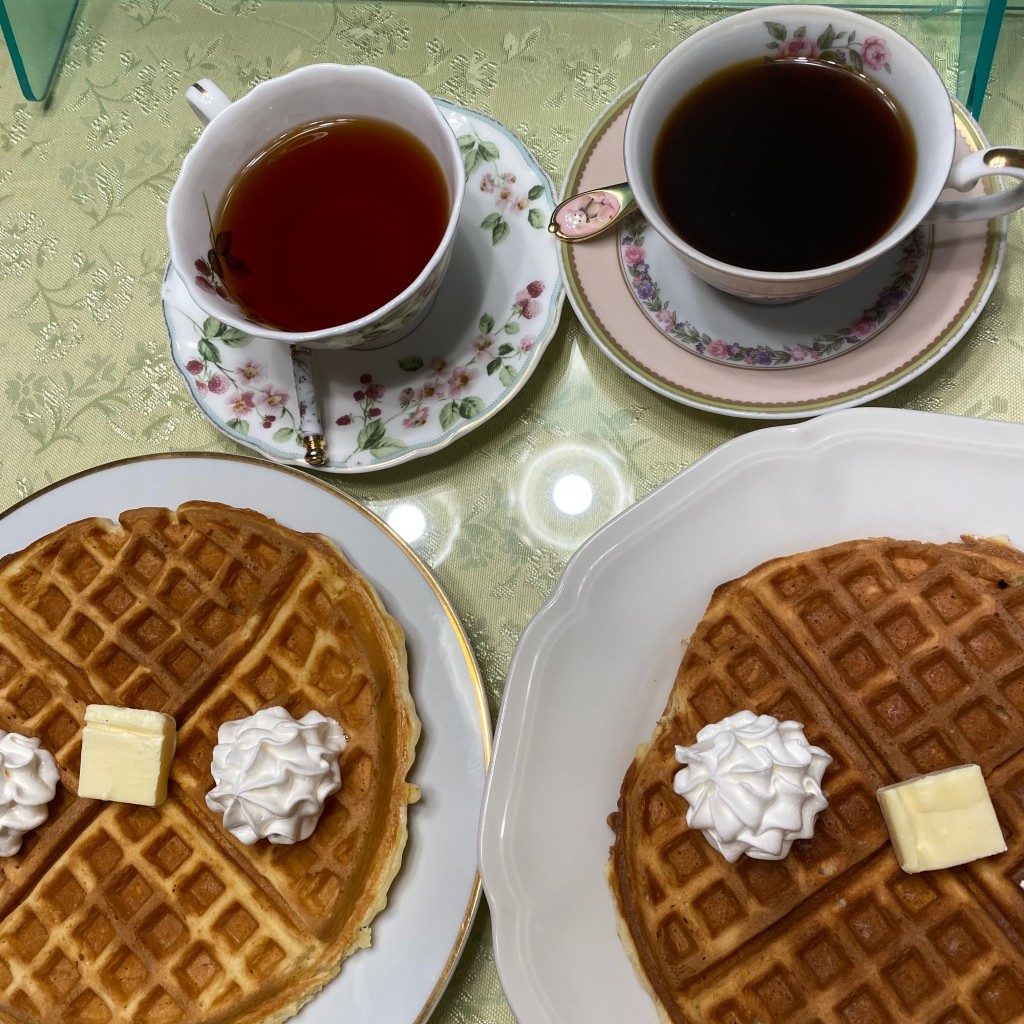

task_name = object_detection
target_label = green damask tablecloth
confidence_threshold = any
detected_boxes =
[1,2,1022,1020]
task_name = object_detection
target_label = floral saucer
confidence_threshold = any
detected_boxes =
[621,213,929,369]
[560,82,1005,417]
[164,100,564,473]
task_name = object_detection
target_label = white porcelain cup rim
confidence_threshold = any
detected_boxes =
[166,64,466,346]
[623,5,1024,298]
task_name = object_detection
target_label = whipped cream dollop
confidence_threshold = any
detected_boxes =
[673,710,832,863]
[0,729,60,857]
[206,706,347,846]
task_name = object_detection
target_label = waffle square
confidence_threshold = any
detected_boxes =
[0,502,419,1024]
[610,537,1024,1024]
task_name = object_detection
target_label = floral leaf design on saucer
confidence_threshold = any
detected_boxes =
[333,280,546,464]
[332,374,407,462]
[181,315,304,449]
[164,99,565,474]
[765,21,892,73]
[621,211,926,367]
[458,126,549,244]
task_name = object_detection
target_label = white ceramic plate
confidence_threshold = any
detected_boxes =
[0,455,490,1024]
[479,406,1024,1024]
[164,100,564,473]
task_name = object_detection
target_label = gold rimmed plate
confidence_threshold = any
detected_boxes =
[0,453,490,1024]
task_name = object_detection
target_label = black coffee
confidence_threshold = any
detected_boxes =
[652,58,917,272]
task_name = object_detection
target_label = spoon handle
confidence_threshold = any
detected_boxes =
[290,345,327,467]
[548,182,635,242]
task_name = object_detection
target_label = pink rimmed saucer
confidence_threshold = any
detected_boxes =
[620,214,929,369]
[560,82,1005,417]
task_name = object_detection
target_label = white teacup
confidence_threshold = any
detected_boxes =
[166,65,466,349]
[624,5,1024,303]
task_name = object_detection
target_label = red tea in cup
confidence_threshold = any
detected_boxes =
[212,116,451,333]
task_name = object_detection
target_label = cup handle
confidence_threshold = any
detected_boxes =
[185,79,233,125]
[923,147,1024,224]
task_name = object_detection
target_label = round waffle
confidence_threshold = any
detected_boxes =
[611,536,1024,1024]
[0,501,419,1024]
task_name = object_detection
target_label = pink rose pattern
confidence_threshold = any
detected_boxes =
[778,37,819,60]
[765,21,892,76]
[616,22,897,366]
[184,275,548,466]
[185,316,304,444]
[332,280,546,463]
[621,214,925,367]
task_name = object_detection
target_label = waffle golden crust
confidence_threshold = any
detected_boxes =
[0,501,419,1024]
[610,536,1024,1024]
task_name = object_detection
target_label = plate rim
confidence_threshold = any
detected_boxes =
[617,210,933,370]
[0,451,492,1024]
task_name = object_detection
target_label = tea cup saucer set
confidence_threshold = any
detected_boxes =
[163,6,1024,461]
[164,65,564,474]
[555,4,1024,418]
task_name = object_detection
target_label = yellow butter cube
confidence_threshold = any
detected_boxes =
[877,764,1006,873]
[78,705,177,807]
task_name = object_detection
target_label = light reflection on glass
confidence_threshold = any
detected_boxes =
[375,495,460,568]
[386,502,427,544]
[552,473,594,515]
[517,443,631,551]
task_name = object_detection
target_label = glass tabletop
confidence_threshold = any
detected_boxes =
[0,1,1022,1021]
[1,0,1005,115]
[0,0,82,100]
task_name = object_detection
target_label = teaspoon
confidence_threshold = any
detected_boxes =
[548,182,635,242]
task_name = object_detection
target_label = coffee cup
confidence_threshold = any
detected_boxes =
[166,65,466,349]
[624,5,1024,303]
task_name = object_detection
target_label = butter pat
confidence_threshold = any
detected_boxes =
[78,705,176,806]
[877,764,1006,873]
